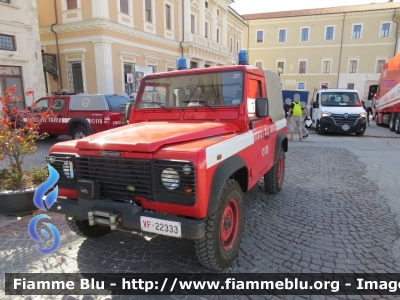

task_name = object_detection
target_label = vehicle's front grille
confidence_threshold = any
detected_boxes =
[75,157,151,201]
[331,114,360,126]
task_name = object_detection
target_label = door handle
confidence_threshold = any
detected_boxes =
[265,135,270,140]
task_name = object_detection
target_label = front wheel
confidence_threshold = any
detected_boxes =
[395,114,400,134]
[316,120,323,135]
[194,179,244,270]
[389,113,396,131]
[72,125,89,140]
[66,215,110,238]
[264,146,285,194]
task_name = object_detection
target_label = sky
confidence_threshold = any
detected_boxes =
[229,0,392,14]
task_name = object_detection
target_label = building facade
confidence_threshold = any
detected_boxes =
[243,2,400,101]
[37,0,247,95]
[0,0,46,106]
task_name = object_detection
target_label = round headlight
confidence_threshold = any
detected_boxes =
[63,161,74,179]
[182,164,192,175]
[161,168,180,190]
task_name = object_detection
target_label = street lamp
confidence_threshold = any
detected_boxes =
[277,67,283,77]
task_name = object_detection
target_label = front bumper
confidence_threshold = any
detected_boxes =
[47,197,205,239]
[320,117,366,133]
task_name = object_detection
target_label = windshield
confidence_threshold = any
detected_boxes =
[136,70,244,109]
[320,92,359,107]
[105,95,130,110]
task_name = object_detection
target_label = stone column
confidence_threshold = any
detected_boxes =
[200,0,205,36]
[93,39,114,94]
[91,0,109,19]
[184,0,192,41]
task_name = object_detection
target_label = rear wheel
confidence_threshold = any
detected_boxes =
[65,215,110,238]
[72,125,89,140]
[395,115,400,134]
[194,179,244,270]
[389,113,396,131]
[264,146,285,194]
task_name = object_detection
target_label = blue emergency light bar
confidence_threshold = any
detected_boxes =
[177,57,187,70]
[238,50,248,65]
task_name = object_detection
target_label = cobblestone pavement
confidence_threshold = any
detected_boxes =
[1,139,400,299]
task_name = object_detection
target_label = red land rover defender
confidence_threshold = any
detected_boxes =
[45,54,288,270]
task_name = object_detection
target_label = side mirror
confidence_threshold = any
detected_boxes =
[255,98,269,118]
[313,102,319,109]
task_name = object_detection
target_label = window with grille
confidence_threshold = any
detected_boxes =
[165,5,171,30]
[257,31,263,43]
[353,25,361,39]
[349,60,357,73]
[217,28,219,43]
[0,34,16,51]
[191,15,195,34]
[381,23,390,37]
[145,0,152,23]
[67,0,77,10]
[205,22,209,38]
[299,61,306,74]
[326,27,334,40]
[301,28,309,41]
[323,61,331,74]
[376,60,385,73]
[277,62,284,73]
[298,83,305,90]
[347,83,355,89]
[279,29,286,42]
[120,0,129,14]
[149,65,157,73]
[67,61,84,93]
[230,37,233,53]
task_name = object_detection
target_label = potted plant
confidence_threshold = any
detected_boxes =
[0,86,52,215]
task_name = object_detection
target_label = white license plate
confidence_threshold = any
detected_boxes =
[140,216,181,238]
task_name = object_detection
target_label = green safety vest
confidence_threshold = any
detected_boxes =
[293,102,302,116]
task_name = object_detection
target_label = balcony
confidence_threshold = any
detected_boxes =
[209,41,219,50]
[194,34,208,46]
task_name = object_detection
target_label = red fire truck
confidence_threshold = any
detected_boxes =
[375,54,400,133]
[44,52,288,270]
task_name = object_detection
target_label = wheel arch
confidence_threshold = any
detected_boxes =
[67,117,94,136]
[206,155,248,217]
[274,131,288,164]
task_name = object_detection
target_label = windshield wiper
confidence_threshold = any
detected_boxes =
[148,102,170,112]
[183,100,215,111]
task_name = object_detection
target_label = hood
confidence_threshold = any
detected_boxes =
[75,122,240,153]
[319,106,365,115]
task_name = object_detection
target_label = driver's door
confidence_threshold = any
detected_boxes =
[32,98,50,133]
[312,93,320,125]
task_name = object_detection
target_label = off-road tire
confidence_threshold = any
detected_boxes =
[395,115,400,134]
[194,179,244,270]
[355,132,365,136]
[264,146,285,194]
[65,215,110,238]
[389,113,396,131]
[72,125,89,140]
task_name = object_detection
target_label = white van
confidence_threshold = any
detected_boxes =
[309,89,367,136]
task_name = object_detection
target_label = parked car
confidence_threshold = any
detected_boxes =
[22,94,130,139]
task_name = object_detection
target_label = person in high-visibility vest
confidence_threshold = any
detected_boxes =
[287,96,306,141]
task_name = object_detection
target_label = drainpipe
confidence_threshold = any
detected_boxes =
[337,12,346,88]
[393,9,398,56]
[179,0,184,57]
[51,0,62,92]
